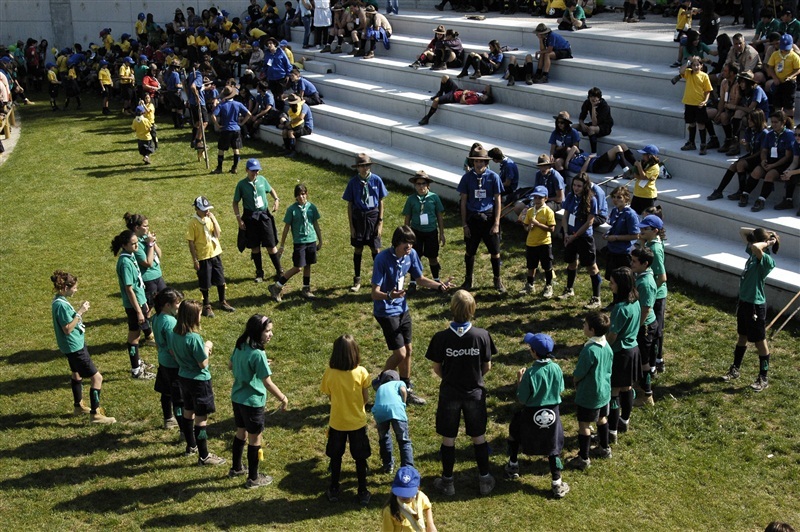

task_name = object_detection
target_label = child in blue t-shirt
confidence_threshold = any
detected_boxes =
[372,369,413,476]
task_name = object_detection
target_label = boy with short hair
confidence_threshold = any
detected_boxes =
[520,186,556,298]
[187,196,236,317]
[631,247,658,407]
[402,170,445,295]
[504,332,569,499]
[568,311,613,471]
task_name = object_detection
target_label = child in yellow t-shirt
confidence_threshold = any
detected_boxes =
[98,59,112,114]
[679,57,713,153]
[132,105,154,164]
[671,0,696,67]
[521,186,556,298]
[381,466,437,532]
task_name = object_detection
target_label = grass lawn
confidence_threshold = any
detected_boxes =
[1,97,798,531]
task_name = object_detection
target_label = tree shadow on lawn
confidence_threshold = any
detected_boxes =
[3,348,63,365]
[0,373,72,396]
[0,411,70,430]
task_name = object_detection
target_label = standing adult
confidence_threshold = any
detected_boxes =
[426,290,496,497]
[185,61,208,149]
[372,226,452,406]
[342,153,388,292]
[263,37,292,111]
[233,158,283,284]
[458,147,505,292]
[211,86,251,174]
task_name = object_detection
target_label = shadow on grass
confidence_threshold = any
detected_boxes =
[0,411,67,429]
[658,374,740,400]
[4,432,155,461]
[4,348,62,365]
[0,373,71,396]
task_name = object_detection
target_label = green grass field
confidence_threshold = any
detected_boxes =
[1,98,798,531]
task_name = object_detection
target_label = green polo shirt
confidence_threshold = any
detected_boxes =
[402,192,444,233]
[610,301,641,351]
[52,295,84,354]
[234,175,272,212]
[517,359,564,407]
[283,201,320,244]
[135,235,163,283]
[116,253,147,309]
[152,313,178,368]
[573,338,613,409]
[635,269,657,327]
[170,331,211,381]
[739,247,775,305]
[230,344,273,407]
[647,238,668,299]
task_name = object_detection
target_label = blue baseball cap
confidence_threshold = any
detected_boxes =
[139,54,148,62]
[123,56,134,64]
[279,39,289,47]
[246,158,262,171]
[637,144,659,156]
[164,47,173,55]
[232,33,239,40]
[135,105,146,115]
[45,62,55,68]
[780,34,793,50]
[99,59,109,66]
[121,33,130,40]
[523,332,554,356]
[639,214,664,230]
[391,466,421,498]
[138,13,145,20]
[532,185,549,198]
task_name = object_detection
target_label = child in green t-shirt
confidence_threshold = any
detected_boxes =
[269,184,322,302]
[504,332,569,498]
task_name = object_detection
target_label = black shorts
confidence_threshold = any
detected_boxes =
[291,125,312,137]
[637,321,658,369]
[438,91,457,105]
[326,426,372,460]
[412,228,439,259]
[292,242,318,267]
[737,300,767,342]
[739,152,761,171]
[526,244,554,271]
[138,139,155,156]
[217,129,243,151]
[179,377,216,416]
[604,251,632,280]
[66,345,98,378]
[576,403,609,423]
[436,394,487,439]
[611,346,641,388]
[144,277,167,308]
[165,91,184,110]
[771,78,797,110]
[303,92,323,106]
[683,104,705,124]
[125,303,150,332]
[350,209,382,249]
[197,255,226,289]
[654,296,666,339]
[154,365,183,406]
[120,83,134,101]
[465,211,501,256]
[243,210,279,250]
[233,401,266,434]
[375,311,412,351]
[509,404,564,456]
[564,234,596,267]
[587,154,617,174]
[630,197,656,216]
[553,48,572,60]
[190,104,208,124]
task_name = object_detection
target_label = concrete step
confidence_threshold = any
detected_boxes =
[256,122,800,311]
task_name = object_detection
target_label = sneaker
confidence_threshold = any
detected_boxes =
[220,301,236,312]
[131,367,156,380]
[142,336,157,347]
[584,296,602,309]
[198,453,227,466]
[434,476,455,496]
[617,418,629,433]
[358,489,372,506]
[320,45,331,53]
[74,400,91,415]
[202,304,215,318]
[707,190,723,201]
[589,446,612,459]
[608,430,618,444]
[738,193,749,208]
[211,168,223,175]
[519,282,534,295]
[543,285,554,298]
[656,362,665,374]
[382,462,394,475]
[90,412,117,424]
[558,288,575,300]
[418,116,429,126]
[504,461,520,480]
[567,455,591,470]
[409,60,421,69]
[301,287,316,299]
[478,474,496,496]
[332,46,343,54]
[406,390,427,405]
[534,76,549,84]
[680,141,697,151]
[228,466,248,478]
[245,473,273,488]
[363,51,375,59]
[269,283,283,302]
[434,2,444,10]
[184,446,198,457]
[164,416,179,429]
[507,76,515,86]
[717,138,732,152]
[552,481,570,498]
[750,375,769,392]
[494,277,507,294]
[699,144,708,155]
[670,61,681,68]
[470,72,482,80]
[633,394,654,407]
[255,276,264,283]
[751,198,766,212]
[350,277,361,292]
[525,74,534,85]
[727,191,742,201]
[706,137,721,149]
[228,167,238,174]
[326,485,341,502]
[775,198,794,210]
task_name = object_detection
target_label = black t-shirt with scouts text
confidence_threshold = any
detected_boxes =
[425,323,496,401]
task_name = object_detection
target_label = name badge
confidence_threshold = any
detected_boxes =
[474,189,487,199]
[366,195,375,208]
[638,179,649,189]
[419,213,429,226]
[267,59,273,67]
[556,140,564,146]
[724,91,729,102]
[255,195,265,209]
[568,213,576,227]
[397,277,405,291]
[771,146,779,158]
[777,61,784,73]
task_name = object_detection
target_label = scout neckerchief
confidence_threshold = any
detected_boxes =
[360,172,371,204]
[119,252,145,290]
[297,201,312,238]
[249,174,266,210]
[584,335,607,347]
[193,214,219,246]
[449,320,472,336]
[55,294,85,333]
[398,498,425,532]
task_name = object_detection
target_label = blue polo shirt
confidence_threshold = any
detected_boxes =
[301,103,314,130]
[549,127,581,149]
[534,169,565,199]
[342,173,389,212]
[186,70,205,106]
[763,127,795,159]
[213,99,249,130]
[255,90,275,110]
[264,49,292,80]
[562,192,598,237]
[606,206,640,254]
[164,70,181,91]
[546,32,571,51]
[457,167,504,213]
[742,85,770,116]
[498,157,519,193]
[371,247,423,318]
[592,184,608,220]
[292,76,318,96]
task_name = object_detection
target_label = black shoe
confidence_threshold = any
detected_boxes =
[434,3,444,10]
[211,168,223,174]
[706,137,721,149]
[775,198,794,210]
[707,190,723,201]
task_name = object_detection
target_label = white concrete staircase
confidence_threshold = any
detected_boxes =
[257,10,800,311]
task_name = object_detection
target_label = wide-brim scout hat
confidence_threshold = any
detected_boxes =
[737,70,756,83]
[535,154,554,167]
[535,23,552,35]
[285,93,302,105]
[352,153,373,168]
[221,86,238,100]
[365,5,377,13]
[434,25,446,35]
[409,170,433,184]
[332,2,345,11]
[468,147,491,160]
[553,111,572,124]
[266,37,280,47]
